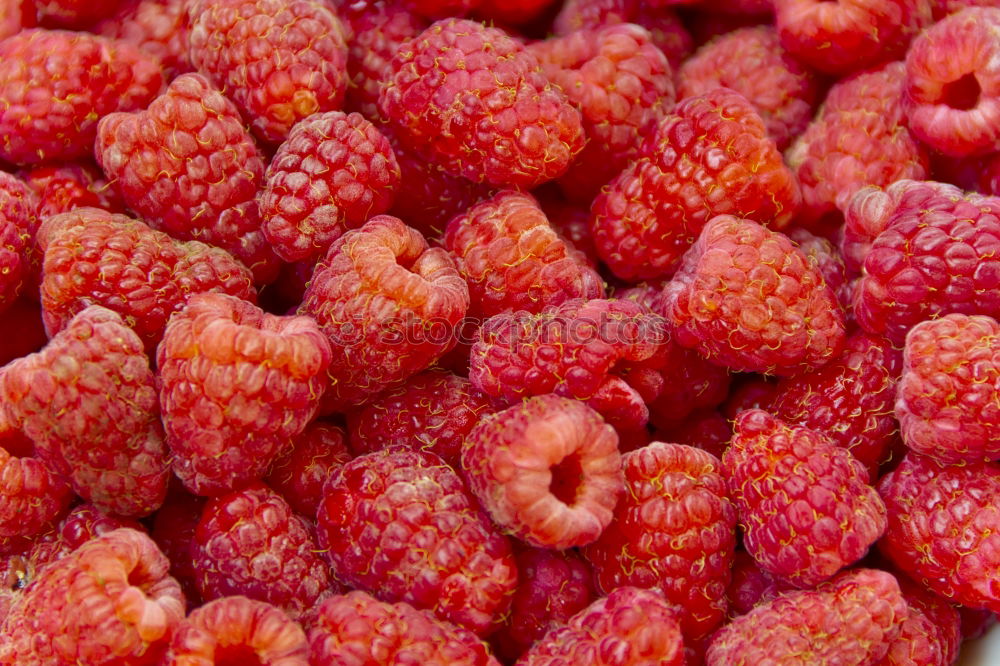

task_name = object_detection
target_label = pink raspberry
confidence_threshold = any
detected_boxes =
[882,575,962,666]
[316,447,517,636]
[461,394,624,550]
[266,422,351,517]
[723,409,887,587]
[379,18,585,188]
[94,0,193,79]
[0,171,38,315]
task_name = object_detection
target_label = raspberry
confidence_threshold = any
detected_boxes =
[491,546,596,662]
[517,586,684,666]
[378,18,585,189]
[94,0,194,79]
[773,0,931,75]
[35,0,120,26]
[895,314,1000,463]
[398,0,480,20]
[260,111,400,263]
[96,72,279,284]
[662,216,847,376]
[299,215,470,413]
[346,369,494,469]
[0,29,163,165]
[0,306,169,516]
[151,486,206,607]
[0,171,38,315]
[583,442,737,639]
[266,423,350,517]
[191,483,334,619]
[847,180,1000,342]
[590,88,800,281]
[157,293,332,496]
[188,0,349,146]
[721,374,780,419]
[787,62,929,228]
[770,332,902,472]
[882,575,962,666]
[461,395,624,549]
[705,568,908,665]
[904,7,1000,157]
[677,26,819,150]
[726,550,793,616]
[166,596,308,665]
[786,227,849,296]
[309,590,499,665]
[0,528,184,664]
[442,191,605,317]
[528,23,674,201]
[878,453,1000,613]
[538,191,601,268]
[960,607,997,641]
[476,0,556,24]
[316,447,517,635]
[38,208,256,353]
[19,161,123,219]
[646,343,732,431]
[0,439,70,541]
[723,409,887,587]
[654,409,732,460]
[0,0,33,40]
[468,299,670,431]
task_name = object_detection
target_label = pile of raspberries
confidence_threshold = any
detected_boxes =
[1,0,1000,663]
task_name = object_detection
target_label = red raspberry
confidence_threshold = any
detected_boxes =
[882,575,962,666]
[38,208,256,353]
[19,161,123,219]
[35,0,120,26]
[191,483,334,619]
[583,442,737,639]
[787,227,849,295]
[397,0,480,20]
[0,29,163,165]
[726,550,793,616]
[491,546,596,663]
[0,298,45,367]
[538,191,601,268]
[787,62,929,228]
[590,88,800,281]
[773,0,931,75]
[653,408,732,460]
[529,23,674,201]
[378,18,585,189]
[462,395,624,549]
[157,293,332,496]
[0,0,33,40]
[0,439,70,541]
[0,171,38,315]
[94,0,194,79]
[0,306,169,516]
[266,422,350,517]
[677,26,818,151]
[705,568,908,665]
[188,0,348,146]
[151,486,206,607]
[879,453,1000,613]
[721,374,780,419]
[0,528,184,665]
[662,216,847,376]
[468,299,670,431]
[96,72,278,284]
[346,369,494,469]
[960,606,997,641]
[770,332,902,472]
[299,215,469,413]
[517,586,684,666]
[904,7,1000,158]
[166,596,308,665]
[646,343,732,431]
[443,191,605,317]
[723,409,887,587]
[316,447,517,636]
[309,590,499,665]
[476,0,556,24]
[895,314,1000,463]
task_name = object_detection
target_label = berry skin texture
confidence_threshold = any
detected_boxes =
[157,293,332,496]
[308,590,500,666]
[878,453,1000,613]
[705,568,908,665]
[299,215,470,413]
[38,208,256,353]
[151,487,207,607]
[165,596,308,666]
[94,0,194,79]
[379,18,586,189]
[582,442,737,640]
[191,483,334,620]
[461,395,624,550]
[723,409,887,588]
[0,433,71,541]
[265,422,351,517]
[188,0,349,146]
[260,111,401,263]
[0,28,163,165]
[661,216,847,376]
[346,369,494,469]
[0,528,185,665]
[443,190,605,318]
[590,87,801,281]
[881,576,962,666]
[0,171,38,315]
[19,161,123,219]
[895,314,1000,463]
[904,8,1000,158]
[96,72,278,284]
[316,447,517,636]
[516,586,684,666]
[0,306,170,517]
